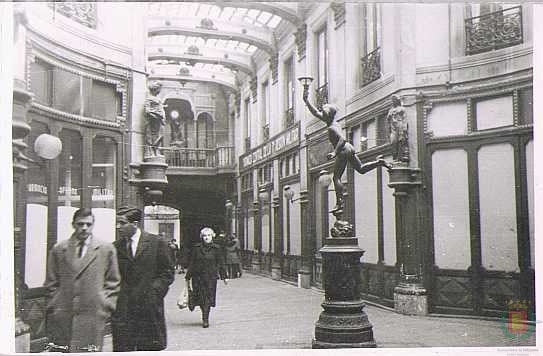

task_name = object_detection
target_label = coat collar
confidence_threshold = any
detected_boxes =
[64,235,101,277]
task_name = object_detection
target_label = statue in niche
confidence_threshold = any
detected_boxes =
[144,82,166,156]
[387,95,409,165]
[302,84,392,232]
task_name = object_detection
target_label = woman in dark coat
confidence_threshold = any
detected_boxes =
[185,227,227,328]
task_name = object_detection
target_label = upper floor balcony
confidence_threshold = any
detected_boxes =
[361,47,381,87]
[465,6,523,55]
[164,146,235,175]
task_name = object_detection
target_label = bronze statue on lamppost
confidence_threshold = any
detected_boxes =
[300,76,392,348]
[300,76,391,225]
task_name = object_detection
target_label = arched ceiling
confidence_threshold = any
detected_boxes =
[146,2,300,89]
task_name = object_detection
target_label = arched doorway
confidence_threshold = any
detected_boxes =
[164,98,194,147]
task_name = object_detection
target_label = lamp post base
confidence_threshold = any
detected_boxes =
[312,300,376,348]
[312,237,376,348]
[394,283,428,316]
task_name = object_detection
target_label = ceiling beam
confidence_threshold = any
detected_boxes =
[148,51,254,75]
[148,74,236,91]
[148,25,274,55]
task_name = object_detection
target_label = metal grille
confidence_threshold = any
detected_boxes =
[361,47,381,87]
[285,107,295,128]
[465,6,523,55]
[315,83,328,111]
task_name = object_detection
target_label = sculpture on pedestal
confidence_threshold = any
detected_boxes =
[301,78,391,231]
[387,95,409,165]
[144,82,166,157]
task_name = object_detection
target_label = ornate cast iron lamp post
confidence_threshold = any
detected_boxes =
[299,76,378,348]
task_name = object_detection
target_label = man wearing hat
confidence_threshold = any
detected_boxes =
[111,207,175,351]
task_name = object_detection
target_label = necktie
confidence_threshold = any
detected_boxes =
[127,238,134,257]
[77,240,85,258]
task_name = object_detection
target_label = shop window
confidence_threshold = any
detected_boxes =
[91,80,117,121]
[53,68,81,115]
[475,95,514,131]
[57,129,83,242]
[30,59,53,106]
[25,121,50,288]
[91,136,117,243]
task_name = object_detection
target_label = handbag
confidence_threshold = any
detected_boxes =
[176,279,190,310]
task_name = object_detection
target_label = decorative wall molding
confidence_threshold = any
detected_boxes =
[48,2,97,29]
[30,102,121,129]
[346,73,395,107]
[330,2,346,29]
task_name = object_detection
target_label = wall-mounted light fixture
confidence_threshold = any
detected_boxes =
[283,185,301,203]
[318,170,332,189]
[34,133,62,160]
[258,187,270,204]
[225,199,234,212]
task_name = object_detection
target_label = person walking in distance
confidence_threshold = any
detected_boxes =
[44,208,120,352]
[185,227,228,328]
[111,207,175,351]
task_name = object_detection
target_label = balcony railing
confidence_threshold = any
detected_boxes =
[465,6,523,55]
[361,47,381,87]
[315,83,328,111]
[285,107,295,128]
[164,146,235,169]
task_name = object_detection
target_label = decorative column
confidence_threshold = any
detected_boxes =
[12,6,32,352]
[271,194,281,280]
[386,94,428,315]
[251,201,261,273]
[298,190,311,288]
[388,168,427,315]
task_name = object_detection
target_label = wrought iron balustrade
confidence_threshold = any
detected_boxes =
[315,83,328,111]
[285,107,295,128]
[164,146,235,169]
[361,47,381,87]
[465,6,523,55]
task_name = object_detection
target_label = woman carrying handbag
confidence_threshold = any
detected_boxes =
[184,227,228,328]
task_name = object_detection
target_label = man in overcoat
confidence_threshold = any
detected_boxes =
[111,207,175,351]
[44,208,120,352]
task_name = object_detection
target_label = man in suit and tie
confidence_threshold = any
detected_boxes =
[111,207,175,351]
[44,208,120,352]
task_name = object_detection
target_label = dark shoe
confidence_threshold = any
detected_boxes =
[202,320,209,328]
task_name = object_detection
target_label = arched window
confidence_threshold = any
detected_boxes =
[196,112,214,148]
